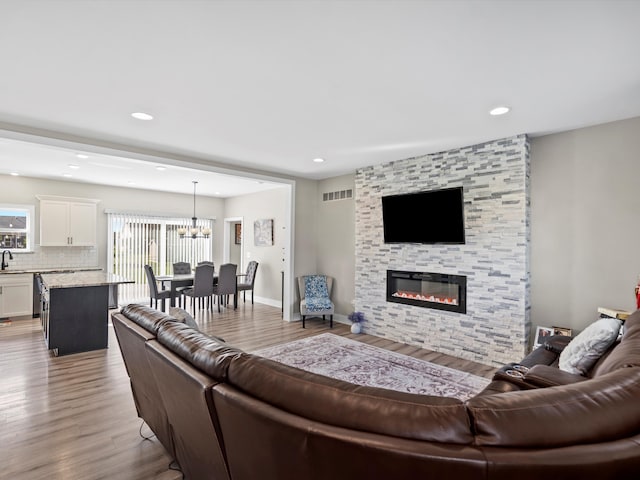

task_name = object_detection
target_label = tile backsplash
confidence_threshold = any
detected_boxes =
[8,246,99,271]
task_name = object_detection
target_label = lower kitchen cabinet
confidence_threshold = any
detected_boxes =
[0,274,33,318]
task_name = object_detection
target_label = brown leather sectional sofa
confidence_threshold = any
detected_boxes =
[112,304,640,480]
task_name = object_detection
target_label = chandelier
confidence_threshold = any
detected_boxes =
[178,181,211,239]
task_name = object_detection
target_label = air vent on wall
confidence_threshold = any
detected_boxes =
[322,189,353,202]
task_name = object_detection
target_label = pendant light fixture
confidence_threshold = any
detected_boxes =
[178,181,211,239]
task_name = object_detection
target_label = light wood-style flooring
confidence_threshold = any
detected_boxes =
[0,303,494,480]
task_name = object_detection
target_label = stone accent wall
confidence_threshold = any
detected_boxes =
[354,135,530,367]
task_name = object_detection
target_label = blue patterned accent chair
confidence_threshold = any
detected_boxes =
[298,275,334,328]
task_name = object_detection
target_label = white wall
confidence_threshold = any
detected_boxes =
[316,174,355,318]
[530,116,640,334]
[224,187,289,305]
[291,179,319,313]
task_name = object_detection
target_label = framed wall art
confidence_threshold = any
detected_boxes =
[254,218,274,246]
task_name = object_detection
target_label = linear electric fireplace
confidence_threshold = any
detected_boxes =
[386,270,467,314]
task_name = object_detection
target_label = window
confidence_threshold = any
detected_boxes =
[0,204,34,252]
[107,212,214,304]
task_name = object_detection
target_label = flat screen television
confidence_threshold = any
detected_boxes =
[381,186,465,244]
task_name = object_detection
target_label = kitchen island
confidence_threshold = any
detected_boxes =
[40,271,133,356]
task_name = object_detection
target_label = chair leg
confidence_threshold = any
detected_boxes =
[302,315,305,328]
[218,295,221,313]
[251,290,254,304]
[330,314,333,328]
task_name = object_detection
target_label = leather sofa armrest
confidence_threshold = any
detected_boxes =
[523,364,588,387]
[543,335,572,354]
[491,363,537,390]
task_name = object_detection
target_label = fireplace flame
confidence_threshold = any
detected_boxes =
[392,290,458,306]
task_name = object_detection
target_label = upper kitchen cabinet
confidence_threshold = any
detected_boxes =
[37,196,100,247]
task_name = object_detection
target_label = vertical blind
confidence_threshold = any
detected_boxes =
[107,212,214,304]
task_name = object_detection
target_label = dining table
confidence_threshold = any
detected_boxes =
[155,273,194,308]
[155,272,220,308]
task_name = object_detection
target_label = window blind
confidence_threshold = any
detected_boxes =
[107,212,214,305]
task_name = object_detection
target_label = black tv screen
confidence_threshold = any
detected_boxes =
[382,187,465,244]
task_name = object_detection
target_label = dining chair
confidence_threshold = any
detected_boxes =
[297,275,334,328]
[236,261,258,304]
[173,262,192,274]
[181,263,215,314]
[144,264,179,312]
[172,262,192,307]
[212,263,237,312]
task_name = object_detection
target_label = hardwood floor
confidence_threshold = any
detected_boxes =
[0,303,495,480]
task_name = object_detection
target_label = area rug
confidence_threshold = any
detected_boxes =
[253,333,490,401]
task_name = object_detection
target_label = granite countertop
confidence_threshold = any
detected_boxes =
[40,271,134,289]
[0,267,102,275]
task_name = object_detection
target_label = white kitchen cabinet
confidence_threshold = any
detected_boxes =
[0,274,32,317]
[38,196,100,247]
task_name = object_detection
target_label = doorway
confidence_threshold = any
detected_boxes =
[223,217,244,273]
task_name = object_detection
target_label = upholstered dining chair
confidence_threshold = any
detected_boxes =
[144,264,179,312]
[236,261,258,304]
[213,263,238,312]
[173,261,192,274]
[197,261,214,268]
[181,263,215,314]
[172,261,192,307]
[297,275,334,328]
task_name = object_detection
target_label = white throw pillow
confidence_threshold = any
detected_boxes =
[559,317,622,375]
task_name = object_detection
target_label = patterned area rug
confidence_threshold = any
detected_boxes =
[253,333,490,401]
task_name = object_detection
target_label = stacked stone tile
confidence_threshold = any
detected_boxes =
[354,135,530,367]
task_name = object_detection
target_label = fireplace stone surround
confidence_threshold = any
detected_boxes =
[354,135,530,367]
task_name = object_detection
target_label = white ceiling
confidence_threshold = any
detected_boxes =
[1,0,640,196]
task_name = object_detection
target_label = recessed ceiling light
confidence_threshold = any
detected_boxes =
[131,112,154,121]
[68,164,80,169]
[156,166,166,171]
[76,153,89,159]
[62,173,72,178]
[10,172,19,176]
[313,158,325,163]
[489,106,510,116]
[127,181,136,185]
[215,191,221,195]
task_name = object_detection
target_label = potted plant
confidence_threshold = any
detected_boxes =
[348,311,364,334]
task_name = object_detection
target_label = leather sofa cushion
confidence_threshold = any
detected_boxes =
[156,321,243,380]
[542,334,572,355]
[467,367,640,448]
[226,353,474,444]
[591,311,640,377]
[121,303,175,335]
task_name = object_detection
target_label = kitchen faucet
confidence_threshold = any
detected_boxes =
[1,250,13,270]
